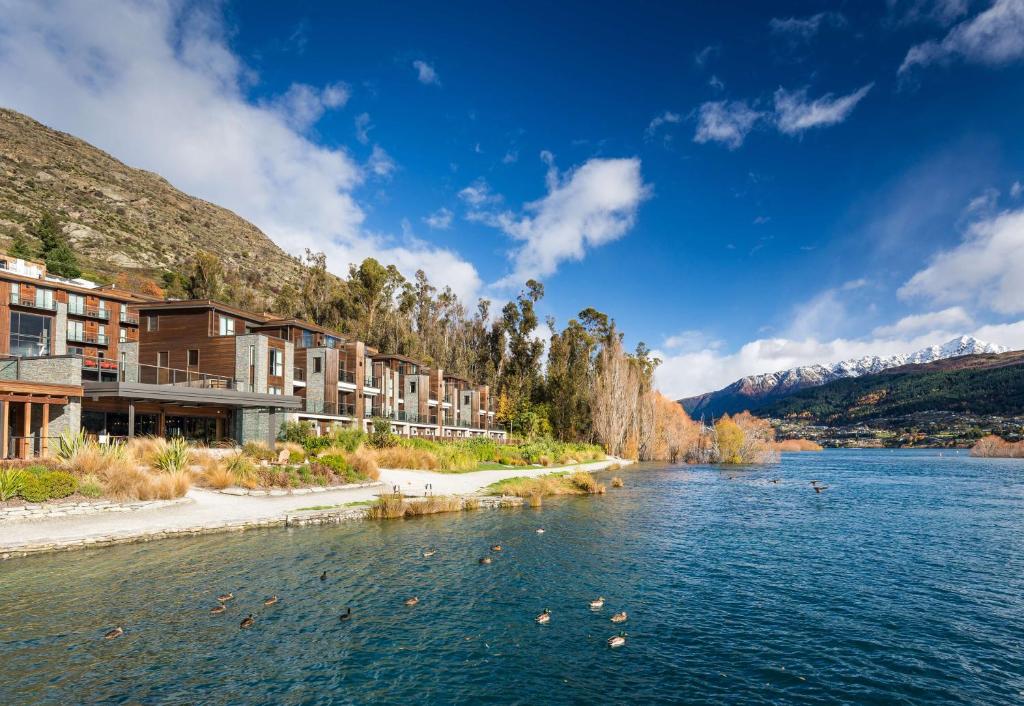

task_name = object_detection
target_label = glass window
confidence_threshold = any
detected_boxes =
[157,351,169,368]
[268,386,282,395]
[9,311,52,356]
[187,349,200,366]
[147,314,159,331]
[218,315,235,336]
[269,348,283,377]
[35,287,54,310]
[9,282,19,302]
[67,320,83,341]
[410,380,417,393]
[98,325,106,344]
[313,356,322,374]
[119,327,127,343]
[301,330,315,348]
[68,293,84,315]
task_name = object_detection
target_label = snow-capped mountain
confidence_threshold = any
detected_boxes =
[680,336,1009,417]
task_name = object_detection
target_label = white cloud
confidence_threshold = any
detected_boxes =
[709,75,725,91]
[899,0,1024,73]
[502,150,519,164]
[769,12,847,39]
[354,112,373,145]
[773,84,873,134]
[694,45,719,67]
[645,110,681,139]
[693,100,764,149]
[0,0,482,302]
[1011,181,1023,198]
[872,306,973,336]
[458,179,502,207]
[423,207,453,230]
[412,59,441,86]
[662,330,724,353]
[471,157,649,287]
[899,208,1024,314]
[887,0,971,26]
[271,81,350,130]
[366,145,397,178]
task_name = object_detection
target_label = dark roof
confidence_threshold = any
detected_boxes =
[372,352,422,365]
[130,299,271,323]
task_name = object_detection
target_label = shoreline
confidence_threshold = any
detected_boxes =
[0,458,630,559]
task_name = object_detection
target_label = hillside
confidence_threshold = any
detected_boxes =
[758,350,1024,425]
[680,336,1008,418]
[0,108,314,301]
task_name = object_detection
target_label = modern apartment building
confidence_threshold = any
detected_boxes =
[0,252,504,458]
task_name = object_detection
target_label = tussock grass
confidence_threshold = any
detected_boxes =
[204,464,235,489]
[774,439,824,452]
[569,471,605,494]
[611,476,624,488]
[347,448,380,480]
[367,493,470,520]
[527,493,543,507]
[371,445,438,470]
[487,471,606,498]
[367,493,407,519]
[605,462,622,472]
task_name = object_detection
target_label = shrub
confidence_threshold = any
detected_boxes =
[242,440,276,462]
[19,474,48,502]
[78,474,104,498]
[369,418,398,448]
[57,430,88,461]
[204,464,235,489]
[0,468,26,501]
[302,435,334,455]
[279,420,316,444]
[569,471,605,494]
[153,437,190,473]
[331,428,367,452]
[225,453,258,488]
[317,454,350,475]
[42,470,77,499]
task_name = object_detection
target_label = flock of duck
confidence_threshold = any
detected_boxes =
[103,527,631,649]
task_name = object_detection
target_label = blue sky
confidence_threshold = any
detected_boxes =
[2,0,1024,397]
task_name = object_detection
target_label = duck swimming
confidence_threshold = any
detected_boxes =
[422,549,436,558]
[210,605,226,615]
[340,607,352,621]
[240,614,255,629]
[479,556,493,565]
[535,609,551,624]
[103,627,124,639]
[610,611,628,624]
[263,596,278,606]
[320,571,327,581]
[404,597,419,606]
[217,592,234,602]
[491,544,502,552]
[536,529,545,534]
[589,597,605,609]
[607,632,627,648]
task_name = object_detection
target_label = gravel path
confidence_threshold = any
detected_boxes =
[0,459,626,555]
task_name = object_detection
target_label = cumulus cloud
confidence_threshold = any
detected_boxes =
[769,11,847,39]
[899,208,1024,314]
[1011,180,1023,198]
[693,100,764,149]
[645,111,682,139]
[469,156,650,287]
[0,0,482,301]
[458,179,501,207]
[899,0,1024,73]
[423,207,453,230]
[502,150,519,164]
[872,306,973,336]
[774,84,873,134]
[412,59,441,85]
[354,112,373,145]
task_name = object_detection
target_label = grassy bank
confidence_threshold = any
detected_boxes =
[483,470,606,498]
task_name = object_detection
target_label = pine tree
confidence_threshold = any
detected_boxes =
[9,233,35,260]
[30,212,81,278]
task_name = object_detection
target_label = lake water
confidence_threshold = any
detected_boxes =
[2,449,1023,705]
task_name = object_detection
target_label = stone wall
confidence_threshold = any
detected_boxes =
[17,356,82,453]
[0,497,189,524]
[120,341,139,382]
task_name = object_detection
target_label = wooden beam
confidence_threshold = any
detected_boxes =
[0,400,7,460]
[40,402,49,458]
[21,401,30,459]
[0,380,83,398]
[0,394,69,405]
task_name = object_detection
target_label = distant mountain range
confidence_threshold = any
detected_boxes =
[680,336,1010,418]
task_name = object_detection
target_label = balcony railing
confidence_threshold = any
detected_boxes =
[293,366,305,382]
[305,401,355,417]
[365,407,384,418]
[68,304,110,320]
[9,293,56,311]
[338,368,355,385]
[120,311,139,325]
[364,375,380,389]
[67,331,109,345]
[76,355,239,389]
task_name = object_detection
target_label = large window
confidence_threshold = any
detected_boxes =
[68,293,85,315]
[218,315,235,336]
[9,312,52,356]
[269,348,283,377]
[301,330,315,348]
[67,320,84,342]
[34,287,54,310]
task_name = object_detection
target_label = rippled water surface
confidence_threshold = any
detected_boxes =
[3,449,1024,704]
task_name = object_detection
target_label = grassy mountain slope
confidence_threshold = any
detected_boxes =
[0,107,312,300]
[759,351,1024,424]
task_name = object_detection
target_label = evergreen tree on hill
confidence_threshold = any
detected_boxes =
[30,212,81,278]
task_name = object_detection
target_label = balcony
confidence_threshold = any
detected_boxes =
[9,293,55,311]
[364,375,380,389]
[293,366,305,382]
[305,401,355,417]
[68,304,110,321]
[67,330,109,346]
[77,355,239,389]
[365,406,384,418]
[338,368,356,385]
[120,311,139,325]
